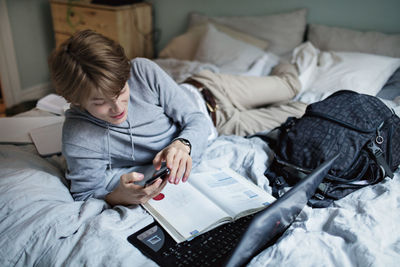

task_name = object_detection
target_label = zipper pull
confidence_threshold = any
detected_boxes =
[376,122,384,144]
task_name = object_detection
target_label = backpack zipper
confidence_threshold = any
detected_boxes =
[275,155,356,183]
[305,110,384,133]
[387,120,393,167]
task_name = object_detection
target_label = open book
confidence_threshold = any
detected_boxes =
[142,168,276,243]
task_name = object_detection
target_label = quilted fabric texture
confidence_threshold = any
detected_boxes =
[266,90,400,207]
[280,90,400,172]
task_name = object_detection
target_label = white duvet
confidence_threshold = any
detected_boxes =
[1,135,399,266]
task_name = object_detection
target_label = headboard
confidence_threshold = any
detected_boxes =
[151,0,400,53]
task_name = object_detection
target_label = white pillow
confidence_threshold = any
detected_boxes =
[293,42,400,103]
[158,22,269,60]
[194,24,265,74]
[189,9,307,56]
[308,24,400,58]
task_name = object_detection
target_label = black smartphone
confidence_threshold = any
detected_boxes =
[144,166,170,186]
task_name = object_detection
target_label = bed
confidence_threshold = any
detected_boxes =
[1,8,400,267]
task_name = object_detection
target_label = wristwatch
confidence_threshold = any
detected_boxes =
[175,138,192,155]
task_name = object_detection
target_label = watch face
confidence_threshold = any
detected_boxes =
[180,139,190,146]
[176,138,188,146]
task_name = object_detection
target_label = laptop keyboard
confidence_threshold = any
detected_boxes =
[162,214,255,267]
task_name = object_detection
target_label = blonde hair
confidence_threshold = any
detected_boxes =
[48,29,131,106]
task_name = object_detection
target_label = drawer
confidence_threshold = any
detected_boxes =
[51,3,118,40]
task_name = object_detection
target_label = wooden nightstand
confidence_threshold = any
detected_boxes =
[50,0,153,59]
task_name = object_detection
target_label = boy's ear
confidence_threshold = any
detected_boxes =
[71,102,84,110]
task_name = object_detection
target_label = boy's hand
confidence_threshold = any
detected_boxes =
[153,140,192,184]
[105,172,167,206]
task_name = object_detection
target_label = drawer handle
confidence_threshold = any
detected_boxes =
[66,7,83,31]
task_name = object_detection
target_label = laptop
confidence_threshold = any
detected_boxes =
[128,155,338,267]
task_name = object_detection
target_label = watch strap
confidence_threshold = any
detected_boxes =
[175,138,191,155]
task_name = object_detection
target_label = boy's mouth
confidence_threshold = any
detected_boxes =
[111,110,125,119]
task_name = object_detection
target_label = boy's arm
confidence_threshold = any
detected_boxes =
[63,149,111,201]
[136,59,211,163]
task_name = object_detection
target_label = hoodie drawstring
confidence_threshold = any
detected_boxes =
[127,119,135,160]
[107,124,112,170]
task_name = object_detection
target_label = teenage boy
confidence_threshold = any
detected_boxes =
[48,30,210,206]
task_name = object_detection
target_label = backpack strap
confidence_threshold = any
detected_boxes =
[367,141,394,178]
[246,117,297,149]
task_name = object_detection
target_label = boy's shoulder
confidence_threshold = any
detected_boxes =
[130,57,165,85]
[131,57,155,68]
[62,115,107,154]
[63,109,107,137]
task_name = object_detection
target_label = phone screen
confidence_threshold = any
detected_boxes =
[144,166,170,186]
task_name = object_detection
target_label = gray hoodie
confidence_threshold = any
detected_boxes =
[62,58,211,201]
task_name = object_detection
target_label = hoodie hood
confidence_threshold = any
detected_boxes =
[65,105,136,169]
[66,105,131,131]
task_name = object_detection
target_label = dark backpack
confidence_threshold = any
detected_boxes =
[261,90,400,208]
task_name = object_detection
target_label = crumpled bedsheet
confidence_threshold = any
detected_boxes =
[0,134,399,266]
[153,53,279,84]
[251,171,400,266]
[0,136,268,266]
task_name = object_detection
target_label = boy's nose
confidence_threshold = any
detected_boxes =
[110,100,123,113]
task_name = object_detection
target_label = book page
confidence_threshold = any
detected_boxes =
[189,168,276,218]
[143,181,230,243]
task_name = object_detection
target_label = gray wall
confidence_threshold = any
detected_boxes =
[6,0,54,91]
[4,0,400,96]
